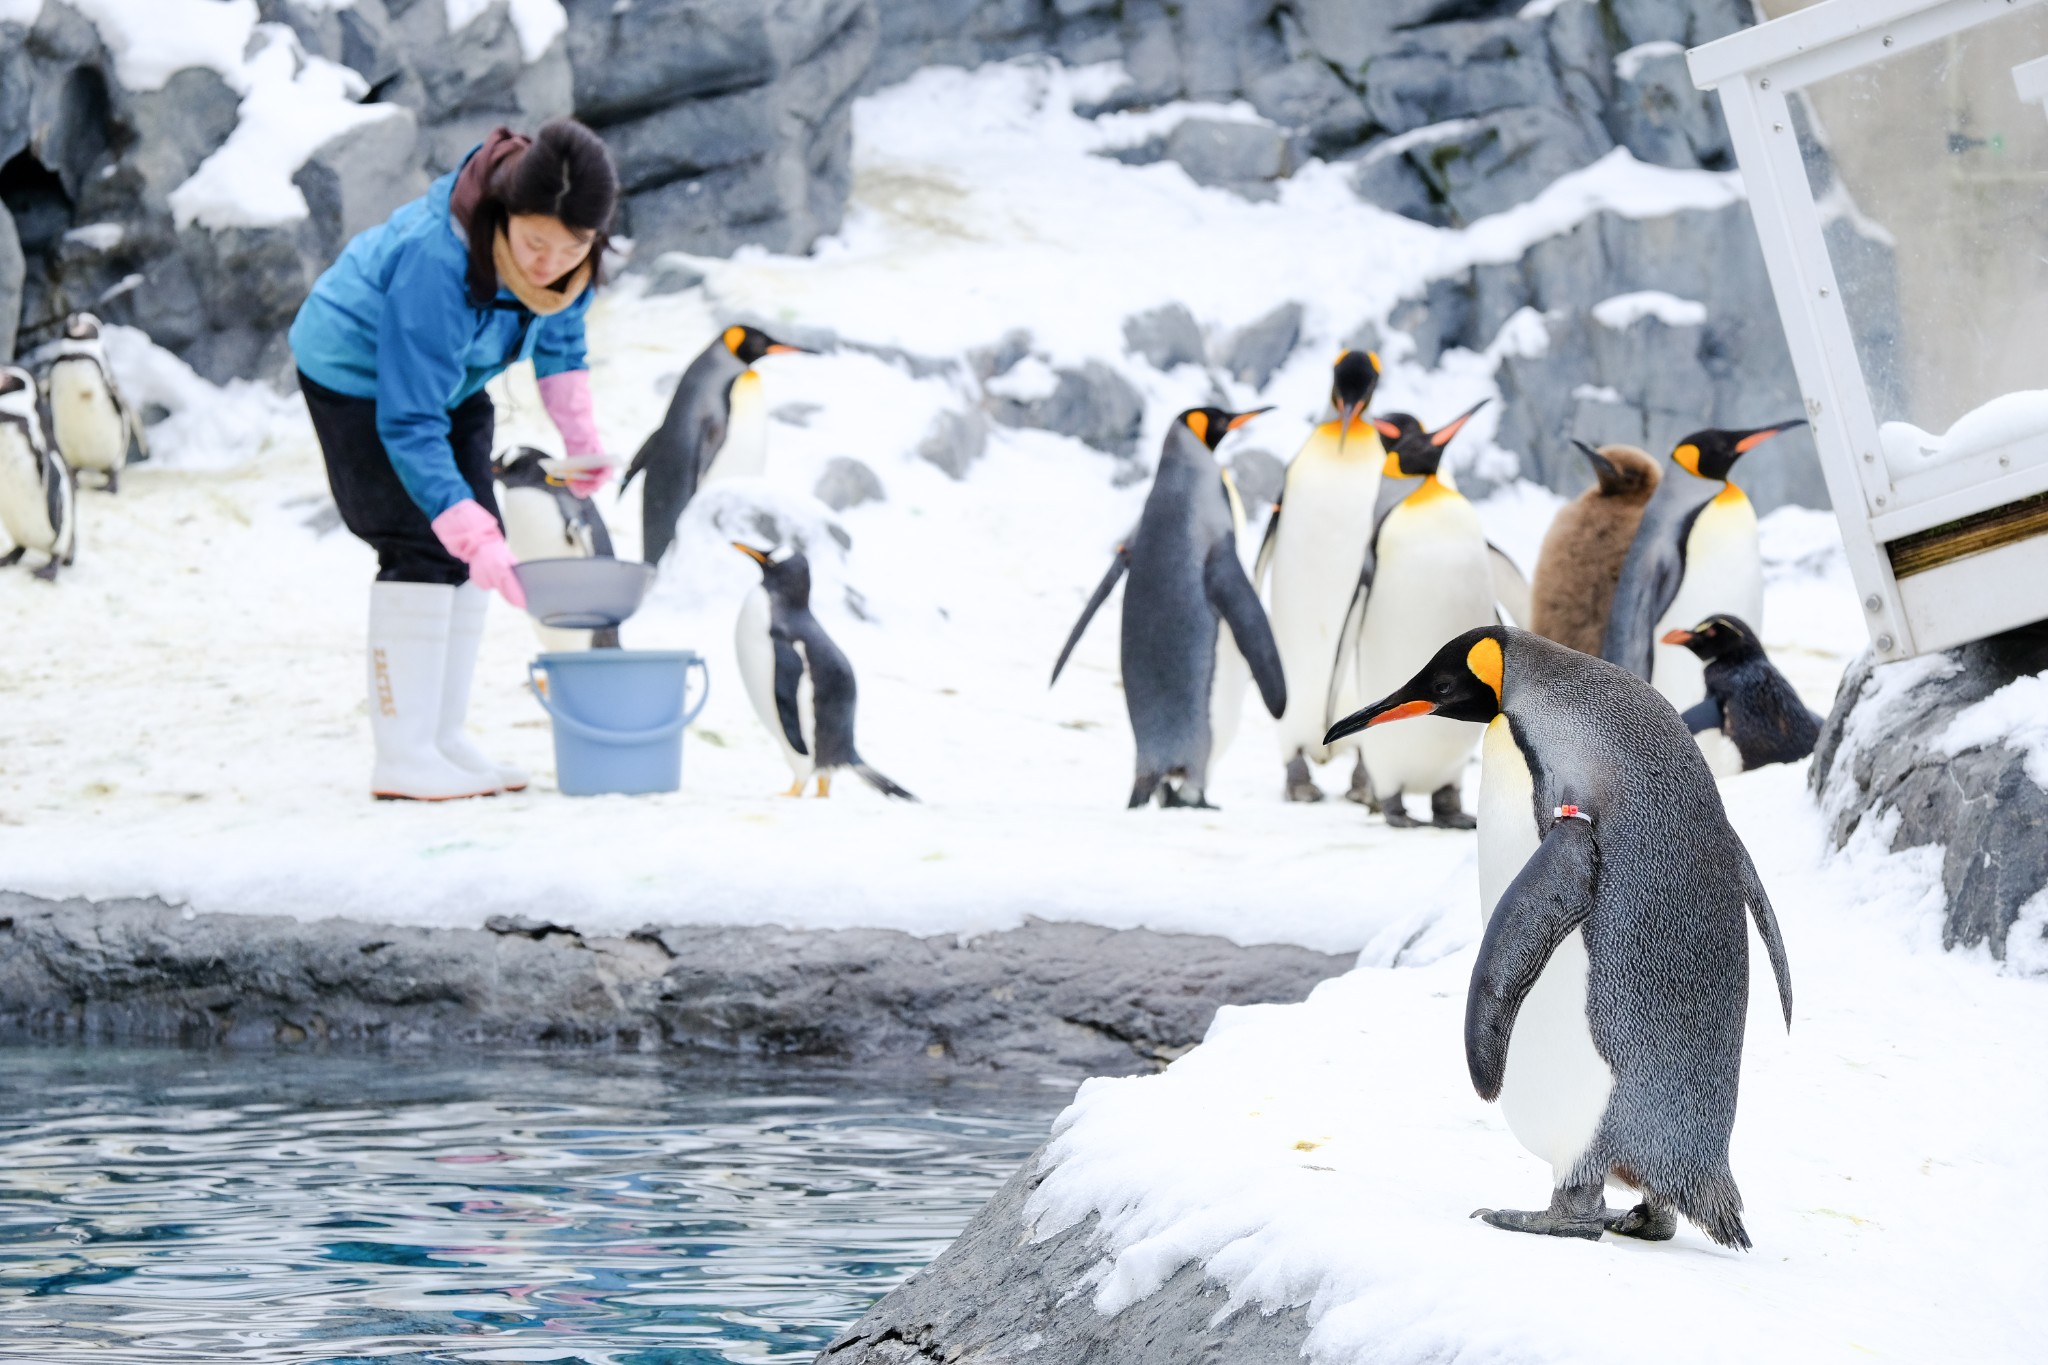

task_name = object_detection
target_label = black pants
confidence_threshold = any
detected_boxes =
[301,371,500,584]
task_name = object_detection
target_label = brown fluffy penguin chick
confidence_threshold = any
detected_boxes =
[1530,442,1661,655]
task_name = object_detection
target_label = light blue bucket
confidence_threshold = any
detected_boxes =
[527,650,710,796]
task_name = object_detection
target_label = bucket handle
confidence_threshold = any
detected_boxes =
[526,657,710,747]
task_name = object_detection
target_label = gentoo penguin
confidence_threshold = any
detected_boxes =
[1529,441,1660,655]
[1257,349,1385,804]
[1337,401,1492,828]
[1662,614,1822,770]
[0,366,76,581]
[1326,627,1793,1248]
[46,313,146,493]
[1602,422,1805,711]
[495,446,619,649]
[622,325,809,567]
[1052,408,1286,809]
[731,542,915,800]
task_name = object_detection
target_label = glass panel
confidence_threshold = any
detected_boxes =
[1794,5,2048,479]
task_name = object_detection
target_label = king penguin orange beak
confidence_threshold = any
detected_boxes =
[1226,407,1274,431]
[764,343,810,356]
[1324,697,1436,745]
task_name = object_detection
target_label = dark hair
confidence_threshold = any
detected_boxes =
[465,118,619,306]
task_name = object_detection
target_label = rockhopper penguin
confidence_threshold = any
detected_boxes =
[46,312,146,494]
[732,542,915,801]
[0,366,76,581]
[1052,407,1287,809]
[1336,401,1494,828]
[1529,441,1660,656]
[1602,422,1805,711]
[1326,626,1794,1248]
[1256,349,1385,804]
[1662,614,1822,770]
[622,325,808,568]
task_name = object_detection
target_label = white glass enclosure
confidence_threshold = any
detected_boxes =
[1692,0,2048,659]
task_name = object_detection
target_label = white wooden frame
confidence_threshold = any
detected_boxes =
[1690,0,2048,660]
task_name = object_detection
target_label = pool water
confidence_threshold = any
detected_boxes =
[0,1047,1064,1364]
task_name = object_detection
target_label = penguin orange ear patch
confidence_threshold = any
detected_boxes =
[722,325,746,353]
[1673,442,1701,475]
[1367,351,1382,372]
[1466,636,1503,701]
[1186,411,1210,443]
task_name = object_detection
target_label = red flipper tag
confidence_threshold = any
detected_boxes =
[1554,804,1591,824]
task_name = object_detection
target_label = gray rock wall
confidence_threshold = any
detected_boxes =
[0,891,1352,1071]
[819,1146,1309,1364]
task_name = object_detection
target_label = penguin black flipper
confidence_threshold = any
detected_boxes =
[1601,494,1708,679]
[1679,695,1723,734]
[1736,844,1794,1028]
[1204,540,1286,719]
[1050,544,1131,687]
[1325,575,1369,732]
[769,628,810,756]
[1465,816,1599,1102]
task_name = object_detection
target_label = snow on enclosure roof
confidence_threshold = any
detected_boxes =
[1877,389,2048,479]
[1025,764,2048,1364]
[1591,290,1709,330]
[167,26,403,231]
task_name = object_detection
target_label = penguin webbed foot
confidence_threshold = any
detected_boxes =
[105,469,119,495]
[0,547,23,567]
[1283,754,1324,803]
[1159,781,1215,810]
[30,557,59,582]
[1344,756,1377,811]
[1430,783,1477,830]
[1602,1201,1677,1242]
[1471,1206,1606,1241]
[1381,794,1423,829]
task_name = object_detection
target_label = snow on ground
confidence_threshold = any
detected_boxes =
[5,59,1848,956]
[1027,764,2048,1362]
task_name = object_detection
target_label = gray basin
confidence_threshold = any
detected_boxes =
[513,558,656,630]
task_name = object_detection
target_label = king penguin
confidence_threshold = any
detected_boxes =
[1257,349,1385,804]
[1529,441,1660,656]
[1052,408,1287,809]
[46,312,146,494]
[1602,422,1804,713]
[1662,614,1822,770]
[1335,401,1494,828]
[621,325,809,568]
[731,542,916,801]
[495,446,618,649]
[1326,626,1793,1248]
[0,366,76,581]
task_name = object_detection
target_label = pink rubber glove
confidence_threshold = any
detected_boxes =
[432,499,527,609]
[537,370,610,497]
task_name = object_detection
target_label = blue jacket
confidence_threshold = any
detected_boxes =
[289,150,592,519]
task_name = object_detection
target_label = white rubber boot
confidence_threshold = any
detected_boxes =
[439,583,529,792]
[367,581,501,801]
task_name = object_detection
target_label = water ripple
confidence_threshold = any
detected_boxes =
[0,1048,1060,1363]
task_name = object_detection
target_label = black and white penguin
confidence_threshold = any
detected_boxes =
[1336,401,1494,828]
[0,366,76,581]
[621,325,808,568]
[1258,349,1385,804]
[731,542,916,801]
[1326,626,1793,1248]
[1602,422,1804,712]
[495,446,619,649]
[46,313,145,494]
[1052,407,1286,809]
[1662,614,1822,770]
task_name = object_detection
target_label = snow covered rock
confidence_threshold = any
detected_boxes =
[985,358,1144,458]
[813,453,886,510]
[1121,302,1206,373]
[1810,628,2048,971]
[1162,116,1290,201]
[1221,301,1301,391]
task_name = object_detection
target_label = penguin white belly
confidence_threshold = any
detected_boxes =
[48,366,125,473]
[1478,716,1616,1180]
[735,587,813,783]
[704,370,767,484]
[0,438,59,553]
[1650,489,1761,711]
[500,486,578,563]
[1355,494,1494,795]
[1267,429,1382,763]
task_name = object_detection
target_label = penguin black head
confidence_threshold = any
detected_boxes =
[1572,440,1660,498]
[723,325,811,366]
[1323,626,1506,745]
[1671,420,1806,482]
[1661,613,1765,665]
[1177,406,1271,451]
[1329,349,1381,426]
[0,368,30,400]
[63,313,102,342]
[733,541,812,605]
[1372,399,1487,479]
[492,446,553,489]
